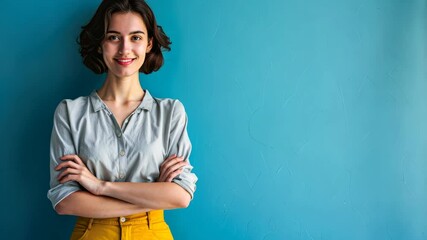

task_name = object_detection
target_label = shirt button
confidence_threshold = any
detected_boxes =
[119,150,125,156]
[120,217,126,223]
[117,132,122,138]
[119,173,125,179]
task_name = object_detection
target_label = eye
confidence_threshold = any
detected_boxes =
[131,35,142,41]
[107,35,120,41]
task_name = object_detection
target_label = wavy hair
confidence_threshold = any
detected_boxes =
[78,0,171,74]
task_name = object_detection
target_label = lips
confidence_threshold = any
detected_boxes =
[115,58,136,66]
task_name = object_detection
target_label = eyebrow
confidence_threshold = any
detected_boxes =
[106,30,146,35]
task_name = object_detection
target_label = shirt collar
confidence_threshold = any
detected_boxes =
[138,90,153,112]
[90,89,153,113]
[90,91,104,112]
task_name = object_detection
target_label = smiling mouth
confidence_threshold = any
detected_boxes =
[115,58,136,66]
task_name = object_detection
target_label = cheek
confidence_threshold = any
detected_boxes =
[102,45,115,57]
[102,48,117,66]
[136,44,150,55]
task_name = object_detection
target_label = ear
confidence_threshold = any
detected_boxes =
[146,38,153,53]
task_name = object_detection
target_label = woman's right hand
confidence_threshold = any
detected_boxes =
[56,154,105,195]
[158,154,188,182]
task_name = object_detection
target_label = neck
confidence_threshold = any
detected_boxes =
[97,73,144,103]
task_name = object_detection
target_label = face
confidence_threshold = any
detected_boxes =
[102,12,152,79]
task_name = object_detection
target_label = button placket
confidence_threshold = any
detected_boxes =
[117,129,126,181]
[106,108,127,182]
[116,128,122,138]
[119,150,125,156]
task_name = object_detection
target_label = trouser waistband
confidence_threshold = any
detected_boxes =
[76,210,164,229]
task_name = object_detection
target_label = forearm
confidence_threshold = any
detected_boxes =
[55,191,149,218]
[99,182,191,209]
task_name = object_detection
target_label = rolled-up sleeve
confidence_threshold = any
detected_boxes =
[167,100,198,199]
[47,101,82,209]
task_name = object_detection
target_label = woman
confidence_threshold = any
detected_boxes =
[47,0,197,239]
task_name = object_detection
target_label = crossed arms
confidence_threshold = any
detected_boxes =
[54,154,191,218]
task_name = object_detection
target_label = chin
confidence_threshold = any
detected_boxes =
[110,69,140,78]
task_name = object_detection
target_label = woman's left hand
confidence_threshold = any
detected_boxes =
[158,154,188,182]
[56,154,104,195]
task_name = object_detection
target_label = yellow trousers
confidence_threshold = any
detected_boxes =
[70,210,173,240]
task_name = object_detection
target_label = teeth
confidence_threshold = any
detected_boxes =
[117,59,133,63]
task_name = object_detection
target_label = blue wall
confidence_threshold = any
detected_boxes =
[1,0,426,239]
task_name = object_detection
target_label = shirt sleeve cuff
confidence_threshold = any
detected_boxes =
[47,182,82,209]
[172,171,198,199]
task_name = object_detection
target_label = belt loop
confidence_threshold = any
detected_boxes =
[87,219,94,230]
[147,211,151,229]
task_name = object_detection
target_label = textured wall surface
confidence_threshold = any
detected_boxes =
[1,0,426,239]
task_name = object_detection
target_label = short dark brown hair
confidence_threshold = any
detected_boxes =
[78,0,171,74]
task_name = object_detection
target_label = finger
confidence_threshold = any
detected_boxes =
[165,154,177,161]
[55,160,80,171]
[159,160,187,181]
[60,154,78,161]
[158,174,165,182]
[57,168,80,180]
[162,162,187,181]
[164,161,188,175]
[55,160,80,170]
[158,158,185,181]
[160,157,184,172]
[160,154,177,168]
[58,173,80,184]
[158,164,176,182]
[61,155,84,165]
[166,168,184,182]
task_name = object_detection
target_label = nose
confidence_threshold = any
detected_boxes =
[119,38,131,55]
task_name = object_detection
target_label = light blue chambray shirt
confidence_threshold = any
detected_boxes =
[47,90,197,209]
